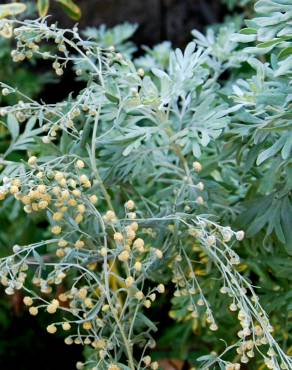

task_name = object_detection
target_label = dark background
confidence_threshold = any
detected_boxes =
[49,0,225,48]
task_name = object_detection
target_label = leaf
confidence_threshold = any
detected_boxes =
[37,0,50,17]
[24,116,37,134]
[281,199,292,254]
[32,250,45,270]
[136,312,157,332]
[281,134,292,160]
[60,131,73,154]
[256,136,286,165]
[56,0,81,20]
[0,3,26,19]
[274,55,292,77]
[278,47,292,61]
[240,27,257,35]
[105,92,120,103]
[257,39,281,48]
[7,113,19,141]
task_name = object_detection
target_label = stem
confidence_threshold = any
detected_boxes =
[103,255,135,370]
[88,107,114,211]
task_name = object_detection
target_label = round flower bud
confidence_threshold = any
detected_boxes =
[134,261,142,271]
[12,244,21,253]
[197,298,204,306]
[108,365,121,370]
[149,293,156,302]
[89,195,98,204]
[42,136,51,144]
[196,196,204,205]
[229,303,238,312]
[79,174,89,183]
[142,356,151,366]
[77,204,86,213]
[76,362,84,370]
[65,337,73,345]
[155,249,163,259]
[29,306,38,316]
[127,212,136,220]
[206,235,216,246]
[51,226,62,235]
[135,291,144,300]
[137,68,145,77]
[2,88,10,96]
[151,362,159,370]
[78,287,88,299]
[5,286,14,295]
[114,232,123,242]
[157,284,165,293]
[28,156,37,166]
[192,161,202,172]
[100,247,107,256]
[56,68,64,76]
[236,230,245,241]
[10,185,19,195]
[61,322,71,331]
[210,323,218,331]
[133,238,144,252]
[58,239,68,247]
[23,296,33,306]
[125,276,134,287]
[197,182,204,191]
[143,300,151,308]
[125,200,135,210]
[129,222,138,231]
[53,212,63,221]
[118,250,130,262]
[104,210,117,222]
[47,324,57,334]
[83,321,92,330]
[75,240,85,249]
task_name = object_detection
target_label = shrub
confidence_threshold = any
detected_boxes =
[0,1,291,369]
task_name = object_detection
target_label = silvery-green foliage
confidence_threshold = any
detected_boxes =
[82,23,138,58]
[135,42,172,71]
[0,7,291,370]
[227,0,292,252]
[192,22,248,69]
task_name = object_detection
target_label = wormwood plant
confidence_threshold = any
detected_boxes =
[0,1,291,369]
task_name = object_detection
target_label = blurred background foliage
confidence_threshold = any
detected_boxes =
[0,1,292,369]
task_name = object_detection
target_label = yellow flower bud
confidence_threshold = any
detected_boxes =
[133,238,144,252]
[114,232,123,242]
[125,276,134,287]
[89,194,98,204]
[75,160,85,169]
[62,322,71,331]
[118,250,130,262]
[28,156,37,166]
[58,239,68,247]
[125,200,135,210]
[83,321,92,330]
[51,225,62,235]
[134,261,142,271]
[47,324,57,334]
[157,284,165,293]
[192,161,202,172]
[29,306,38,316]
[53,212,63,221]
[23,296,33,306]
[135,291,144,300]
